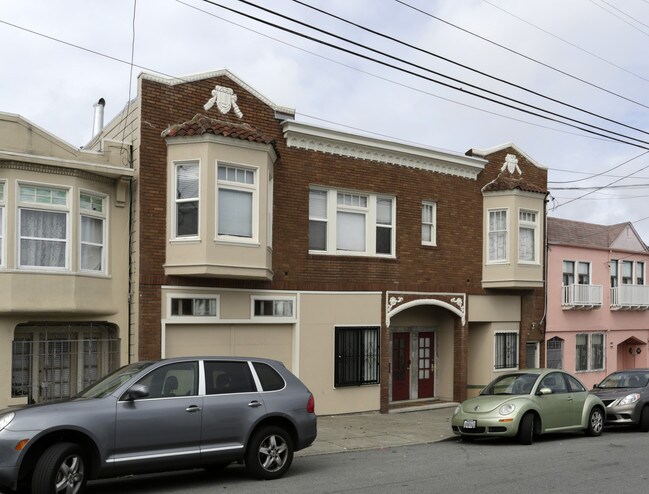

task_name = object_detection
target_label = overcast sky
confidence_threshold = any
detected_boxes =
[2,0,649,241]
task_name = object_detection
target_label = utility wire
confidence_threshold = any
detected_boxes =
[200,0,649,149]
[394,0,649,110]
[482,0,649,85]
[294,0,649,135]
[548,151,648,184]
[588,0,649,35]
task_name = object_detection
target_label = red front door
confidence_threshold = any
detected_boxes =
[392,333,410,401]
[418,332,435,399]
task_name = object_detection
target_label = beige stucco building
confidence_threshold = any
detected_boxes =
[0,112,133,407]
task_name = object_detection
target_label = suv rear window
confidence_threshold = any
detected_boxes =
[253,362,285,391]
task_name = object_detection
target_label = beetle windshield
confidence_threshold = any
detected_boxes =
[77,362,154,398]
[598,371,649,389]
[480,373,539,396]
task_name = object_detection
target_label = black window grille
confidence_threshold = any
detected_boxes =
[494,332,518,370]
[335,326,380,387]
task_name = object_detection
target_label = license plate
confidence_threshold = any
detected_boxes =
[463,419,476,429]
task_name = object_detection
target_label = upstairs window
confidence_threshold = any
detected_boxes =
[174,162,199,238]
[80,192,106,272]
[622,261,633,285]
[578,262,591,284]
[217,163,256,241]
[638,262,645,285]
[18,184,68,269]
[610,259,618,287]
[563,261,574,285]
[518,210,538,263]
[488,209,508,262]
[309,188,396,257]
[422,201,436,246]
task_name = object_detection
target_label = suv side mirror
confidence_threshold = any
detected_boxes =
[122,384,150,401]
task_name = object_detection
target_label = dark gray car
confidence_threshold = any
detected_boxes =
[591,369,649,431]
[0,356,317,494]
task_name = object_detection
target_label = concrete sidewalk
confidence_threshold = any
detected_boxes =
[297,403,458,456]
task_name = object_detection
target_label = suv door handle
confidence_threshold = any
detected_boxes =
[248,401,262,408]
[186,405,202,412]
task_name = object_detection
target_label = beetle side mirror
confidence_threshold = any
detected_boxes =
[122,384,150,401]
[538,387,552,395]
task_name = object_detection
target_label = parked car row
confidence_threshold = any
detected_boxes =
[452,368,649,445]
[0,357,317,494]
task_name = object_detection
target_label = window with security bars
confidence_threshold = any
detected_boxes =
[546,337,563,369]
[335,327,380,387]
[494,332,518,370]
[575,333,605,372]
[11,323,120,403]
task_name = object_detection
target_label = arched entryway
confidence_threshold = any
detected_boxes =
[387,298,462,405]
[618,337,647,370]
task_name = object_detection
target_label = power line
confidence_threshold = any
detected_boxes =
[394,0,649,110]
[293,0,649,135]
[198,0,649,149]
[481,0,649,85]
[588,0,649,35]
[548,151,649,184]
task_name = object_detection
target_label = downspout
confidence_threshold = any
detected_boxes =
[127,144,134,363]
[538,192,551,350]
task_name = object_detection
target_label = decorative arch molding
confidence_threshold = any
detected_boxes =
[386,291,466,327]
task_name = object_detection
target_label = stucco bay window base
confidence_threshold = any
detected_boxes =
[482,278,544,289]
[164,263,273,280]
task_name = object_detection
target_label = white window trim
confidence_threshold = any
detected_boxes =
[17,181,70,271]
[309,188,396,258]
[422,201,437,247]
[0,180,5,268]
[487,208,509,264]
[575,332,605,372]
[215,161,259,245]
[518,208,539,264]
[79,190,108,274]
[171,160,201,241]
[493,330,519,372]
[167,293,220,320]
[250,295,297,322]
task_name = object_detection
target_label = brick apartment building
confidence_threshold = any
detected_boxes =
[87,69,548,414]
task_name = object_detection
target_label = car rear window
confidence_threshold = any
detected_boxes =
[253,362,285,392]
[205,361,256,395]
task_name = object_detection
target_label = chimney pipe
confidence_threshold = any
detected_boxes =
[92,98,105,137]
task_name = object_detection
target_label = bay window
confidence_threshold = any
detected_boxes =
[217,163,256,240]
[19,185,68,269]
[80,192,106,272]
[174,162,199,237]
[518,210,538,262]
[488,209,507,262]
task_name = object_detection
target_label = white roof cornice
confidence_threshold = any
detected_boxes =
[283,121,486,179]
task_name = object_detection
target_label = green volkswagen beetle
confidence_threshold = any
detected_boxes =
[452,369,605,445]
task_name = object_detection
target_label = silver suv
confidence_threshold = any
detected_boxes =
[0,357,317,494]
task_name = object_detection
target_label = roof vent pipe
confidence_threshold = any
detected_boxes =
[92,98,105,137]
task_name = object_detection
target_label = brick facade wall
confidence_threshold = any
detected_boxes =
[136,74,547,404]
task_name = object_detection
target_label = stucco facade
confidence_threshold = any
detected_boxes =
[0,112,133,407]
[546,218,649,389]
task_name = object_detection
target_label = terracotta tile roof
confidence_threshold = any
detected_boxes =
[482,174,546,194]
[547,217,629,249]
[161,114,274,145]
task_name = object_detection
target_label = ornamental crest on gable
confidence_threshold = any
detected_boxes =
[204,85,243,118]
[501,154,522,175]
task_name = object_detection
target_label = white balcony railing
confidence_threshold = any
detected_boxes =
[611,285,649,310]
[562,284,603,309]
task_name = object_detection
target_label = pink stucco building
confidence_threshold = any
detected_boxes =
[546,218,649,389]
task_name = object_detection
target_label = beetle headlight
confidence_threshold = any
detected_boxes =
[499,403,516,416]
[619,393,640,406]
[453,405,461,416]
[0,412,15,432]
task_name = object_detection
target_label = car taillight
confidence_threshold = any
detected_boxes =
[307,393,315,414]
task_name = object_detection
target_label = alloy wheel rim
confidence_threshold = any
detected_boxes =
[55,454,84,494]
[259,434,288,472]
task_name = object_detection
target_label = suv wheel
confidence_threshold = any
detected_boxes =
[32,442,87,494]
[245,426,294,480]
